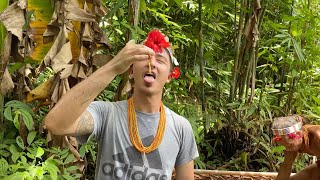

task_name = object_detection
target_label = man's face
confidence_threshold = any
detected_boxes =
[131,47,172,95]
[276,133,303,151]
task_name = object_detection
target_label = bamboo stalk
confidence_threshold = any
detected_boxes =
[194,170,295,177]
[198,0,206,134]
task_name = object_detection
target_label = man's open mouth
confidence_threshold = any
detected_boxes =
[144,72,156,79]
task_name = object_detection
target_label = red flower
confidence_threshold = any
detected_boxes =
[144,30,170,53]
[171,67,180,79]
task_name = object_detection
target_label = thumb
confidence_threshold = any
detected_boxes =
[127,39,136,45]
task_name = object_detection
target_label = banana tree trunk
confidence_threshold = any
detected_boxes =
[0,0,9,126]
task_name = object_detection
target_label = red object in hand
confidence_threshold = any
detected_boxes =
[144,30,170,53]
[171,67,180,79]
[273,136,282,142]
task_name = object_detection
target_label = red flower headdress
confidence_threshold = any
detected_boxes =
[144,30,180,79]
[144,30,170,53]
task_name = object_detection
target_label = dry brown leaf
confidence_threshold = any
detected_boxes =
[71,62,80,78]
[0,1,25,41]
[26,77,55,102]
[0,33,12,81]
[51,79,60,103]
[92,54,113,67]
[65,3,95,22]
[95,5,109,17]
[52,41,73,73]
[78,64,87,79]
[43,26,68,67]
[59,64,73,79]
[83,22,93,42]
[64,78,70,91]
[43,0,61,35]
[78,46,88,66]
[0,68,14,96]
[17,0,27,9]
[71,62,87,79]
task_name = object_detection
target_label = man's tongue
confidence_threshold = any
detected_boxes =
[144,75,155,84]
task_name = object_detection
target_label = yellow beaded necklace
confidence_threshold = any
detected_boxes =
[128,97,166,153]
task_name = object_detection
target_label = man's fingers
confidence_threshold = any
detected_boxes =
[127,39,136,44]
[130,47,154,56]
[125,42,154,56]
[130,55,149,61]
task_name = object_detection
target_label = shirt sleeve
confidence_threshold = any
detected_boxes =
[76,101,112,144]
[175,117,199,167]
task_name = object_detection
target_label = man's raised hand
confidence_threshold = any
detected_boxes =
[108,40,155,75]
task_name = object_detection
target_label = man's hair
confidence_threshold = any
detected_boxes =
[272,115,303,129]
[164,48,174,72]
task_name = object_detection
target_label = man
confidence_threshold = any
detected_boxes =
[45,30,199,180]
[271,115,320,180]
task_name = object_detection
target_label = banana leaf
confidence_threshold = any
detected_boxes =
[28,0,54,61]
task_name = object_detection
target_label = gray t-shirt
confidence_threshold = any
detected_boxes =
[78,100,198,180]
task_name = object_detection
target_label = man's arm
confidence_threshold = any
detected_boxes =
[276,151,298,180]
[44,41,154,136]
[175,160,194,180]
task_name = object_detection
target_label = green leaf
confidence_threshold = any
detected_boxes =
[20,156,27,164]
[0,150,10,157]
[11,152,20,163]
[272,146,285,154]
[9,144,19,155]
[105,0,126,19]
[66,166,78,172]
[43,160,59,180]
[35,147,44,158]
[27,131,37,145]
[0,158,8,174]
[3,107,13,121]
[28,166,44,179]
[186,71,199,84]
[140,0,146,13]
[79,145,86,158]
[19,109,33,131]
[13,114,20,130]
[62,174,74,180]
[16,136,25,150]
[312,96,320,105]
[8,62,24,75]
[3,172,29,180]
[73,174,82,179]
[174,0,182,7]
[64,154,75,165]
[53,159,64,165]
[5,100,33,115]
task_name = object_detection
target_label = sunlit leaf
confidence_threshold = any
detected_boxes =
[0,158,8,173]
[27,131,37,145]
[64,154,75,165]
[35,147,44,158]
